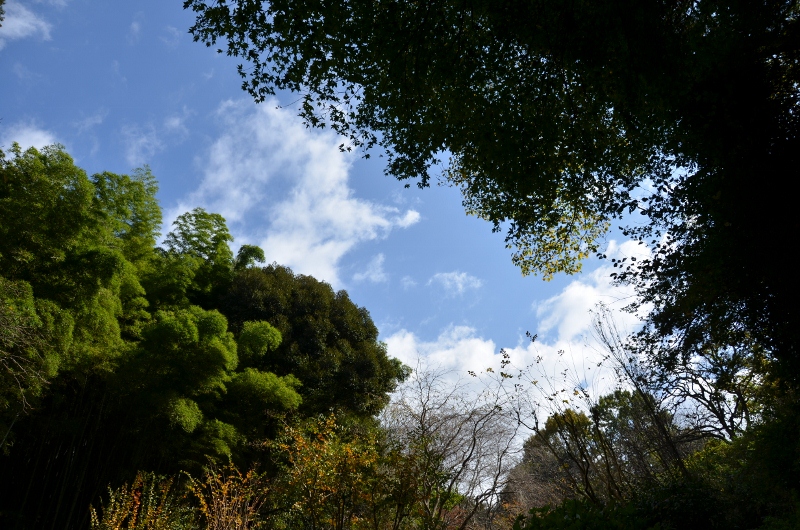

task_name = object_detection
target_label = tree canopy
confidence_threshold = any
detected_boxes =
[184,0,800,380]
[222,264,409,417]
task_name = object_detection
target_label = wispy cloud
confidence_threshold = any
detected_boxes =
[121,124,161,167]
[0,2,52,50]
[170,99,420,287]
[353,254,388,283]
[161,26,182,48]
[163,107,192,137]
[427,271,482,296]
[120,107,192,167]
[12,62,40,82]
[0,120,59,151]
[39,0,69,7]
[127,13,144,45]
[74,109,108,133]
[111,60,127,84]
[401,276,417,290]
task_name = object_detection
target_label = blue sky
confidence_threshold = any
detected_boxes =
[0,0,648,387]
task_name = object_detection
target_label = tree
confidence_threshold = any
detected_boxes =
[591,306,766,442]
[183,0,800,380]
[91,168,162,269]
[379,367,521,530]
[234,244,266,272]
[0,145,157,431]
[271,415,380,530]
[162,207,235,308]
[0,144,124,309]
[502,308,774,528]
[221,264,408,417]
[267,367,521,530]
[112,307,302,472]
[0,278,71,447]
[0,145,170,529]
[0,147,272,527]
[0,143,410,529]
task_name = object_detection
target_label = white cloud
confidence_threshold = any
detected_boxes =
[121,124,161,167]
[0,121,59,151]
[386,322,619,410]
[121,109,191,167]
[163,116,184,132]
[127,21,140,44]
[428,271,482,296]
[37,0,69,7]
[385,325,611,400]
[127,13,144,45]
[387,326,498,374]
[395,210,420,228]
[401,276,417,290]
[111,60,127,84]
[534,240,647,342]
[386,246,649,402]
[74,109,108,133]
[163,107,194,136]
[0,2,52,50]
[12,62,39,81]
[353,254,388,283]
[171,99,420,286]
[161,26,182,48]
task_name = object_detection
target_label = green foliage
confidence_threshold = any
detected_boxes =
[237,321,281,366]
[165,208,233,264]
[0,144,400,529]
[222,265,408,417]
[135,307,238,395]
[163,208,234,308]
[0,277,72,442]
[167,397,205,434]
[114,307,238,466]
[117,260,152,340]
[104,308,301,474]
[91,168,162,268]
[0,144,159,373]
[227,369,302,420]
[233,245,266,272]
[140,251,202,310]
[0,144,123,308]
[514,499,652,530]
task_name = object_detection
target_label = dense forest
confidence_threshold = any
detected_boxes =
[2,0,800,528]
[0,144,409,528]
